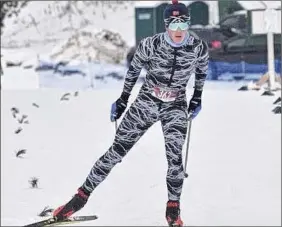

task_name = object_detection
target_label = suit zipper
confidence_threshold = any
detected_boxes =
[159,49,177,111]
[167,49,177,87]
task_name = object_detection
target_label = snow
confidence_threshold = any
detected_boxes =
[1,1,136,65]
[1,1,281,225]
[1,62,147,90]
[1,68,281,226]
[1,1,136,48]
[1,67,39,90]
[2,0,281,66]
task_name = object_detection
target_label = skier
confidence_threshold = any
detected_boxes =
[53,0,209,226]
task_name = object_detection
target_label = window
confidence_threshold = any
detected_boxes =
[247,36,267,47]
[220,16,240,28]
[227,38,246,50]
[246,35,281,52]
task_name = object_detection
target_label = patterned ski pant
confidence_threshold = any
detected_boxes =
[83,92,188,201]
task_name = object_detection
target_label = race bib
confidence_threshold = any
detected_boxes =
[151,86,179,102]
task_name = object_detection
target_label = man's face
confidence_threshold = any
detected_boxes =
[166,22,188,43]
[167,28,187,43]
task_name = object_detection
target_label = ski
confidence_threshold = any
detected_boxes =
[23,215,98,226]
[168,224,183,227]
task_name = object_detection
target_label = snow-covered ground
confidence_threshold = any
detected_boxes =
[1,1,135,65]
[1,63,147,90]
[2,1,135,47]
[1,1,281,225]
[1,69,281,226]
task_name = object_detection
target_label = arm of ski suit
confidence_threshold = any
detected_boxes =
[122,38,152,94]
[193,40,209,97]
[188,40,209,119]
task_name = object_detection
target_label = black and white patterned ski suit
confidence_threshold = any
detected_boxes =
[83,32,209,201]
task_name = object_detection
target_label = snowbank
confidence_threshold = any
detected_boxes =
[49,29,128,64]
[1,1,135,48]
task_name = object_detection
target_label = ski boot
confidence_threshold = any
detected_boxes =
[166,200,183,227]
[53,187,90,221]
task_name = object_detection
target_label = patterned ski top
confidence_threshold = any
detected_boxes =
[123,32,209,99]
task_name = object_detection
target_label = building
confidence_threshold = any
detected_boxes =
[134,0,281,44]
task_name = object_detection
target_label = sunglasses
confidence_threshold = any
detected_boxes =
[168,22,189,31]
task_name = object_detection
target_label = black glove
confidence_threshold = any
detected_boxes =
[188,89,202,119]
[110,92,130,122]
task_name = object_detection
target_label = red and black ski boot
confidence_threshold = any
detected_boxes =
[53,187,90,221]
[166,200,184,227]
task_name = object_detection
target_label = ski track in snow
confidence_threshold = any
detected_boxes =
[1,68,281,226]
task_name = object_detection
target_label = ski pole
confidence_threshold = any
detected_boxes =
[115,120,118,132]
[184,115,193,178]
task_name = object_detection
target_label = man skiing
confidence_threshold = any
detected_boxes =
[53,0,209,226]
